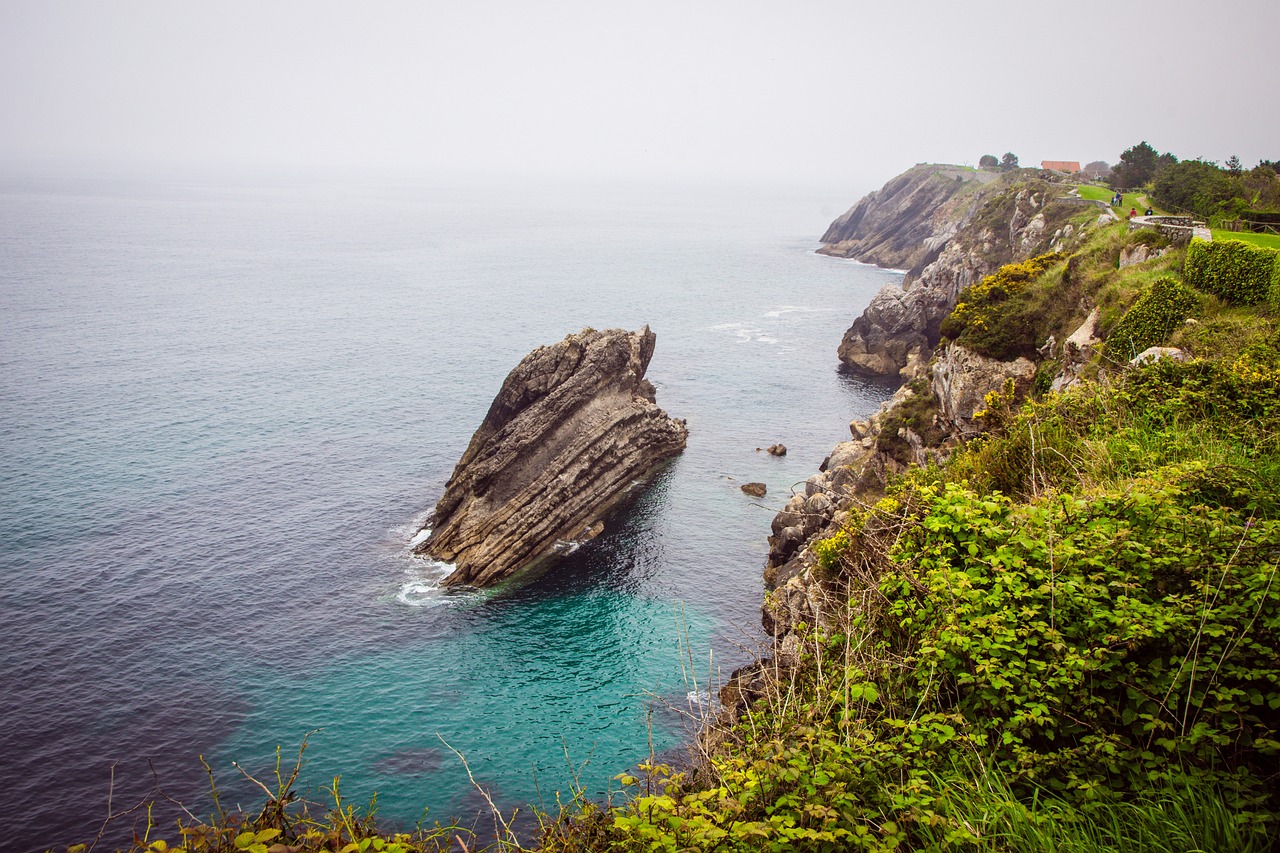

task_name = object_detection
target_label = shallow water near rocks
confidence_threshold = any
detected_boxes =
[0,168,900,849]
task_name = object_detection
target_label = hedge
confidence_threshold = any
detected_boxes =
[1184,237,1278,305]
[1104,276,1202,360]
[1270,251,1280,314]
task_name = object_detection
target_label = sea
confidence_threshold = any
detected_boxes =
[0,166,901,850]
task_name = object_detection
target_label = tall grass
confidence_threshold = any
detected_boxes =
[916,764,1277,853]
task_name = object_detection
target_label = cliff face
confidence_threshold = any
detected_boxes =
[756,168,1112,657]
[417,326,688,587]
[828,168,1093,378]
[819,163,1001,270]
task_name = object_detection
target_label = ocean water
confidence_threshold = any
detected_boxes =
[0,168,900,849]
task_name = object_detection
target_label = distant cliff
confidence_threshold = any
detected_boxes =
[819,163,1002,270]
[823,165,1105,377]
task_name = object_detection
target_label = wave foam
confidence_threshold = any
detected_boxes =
[395,555,458,607]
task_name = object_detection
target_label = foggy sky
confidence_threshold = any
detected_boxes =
[2,0,1276,190]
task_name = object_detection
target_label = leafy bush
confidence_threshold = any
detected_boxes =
[939,252,1065,360]
[598,464,1280,852]
[1102,276,1201,360]
[1185,238,1278,305]
[878,471,1280,808]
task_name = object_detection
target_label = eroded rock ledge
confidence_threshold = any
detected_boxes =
[415,326,688,587]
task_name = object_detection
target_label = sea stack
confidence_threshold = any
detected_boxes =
[415,326,688,587]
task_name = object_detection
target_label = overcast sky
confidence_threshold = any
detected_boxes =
[2,0,1276,191]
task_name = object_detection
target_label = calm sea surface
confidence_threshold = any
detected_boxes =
[0,168,899,849]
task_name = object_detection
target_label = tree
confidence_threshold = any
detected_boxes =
[1083,160,1111,180]
[979,154,999,168]
[1150,159,1236,218]
[1000,152,1019,170]
[1242,165,1280,211]
[1225,154,1243,175]
[1109,141,1176,188]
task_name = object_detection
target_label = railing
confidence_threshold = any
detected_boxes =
[1220,218,1280,236]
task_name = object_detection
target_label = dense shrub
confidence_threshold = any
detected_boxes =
[598,464,1280,852]
[878,471,1280,803]
[939,252,1064,359]
[1102,276,1201,360]
[1185,238,1278,305]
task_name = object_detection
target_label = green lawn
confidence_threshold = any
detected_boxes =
[1211,229,1280,249]
[1075,185,1153,214]
[1077,185,1113,202]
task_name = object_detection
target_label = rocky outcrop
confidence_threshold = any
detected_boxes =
[930,343,1036,436]
[829,173,1087,379]
[1051,307,1101,392]
[415,326,688,587]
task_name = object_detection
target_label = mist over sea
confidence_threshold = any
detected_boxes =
[0,168,899,849]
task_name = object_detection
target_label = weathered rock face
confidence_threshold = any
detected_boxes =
[1051,307,1101,393]
[930,342,1036,435]
[829,173,1082,379]
[819,164,1001,269]
[416,326,687,587]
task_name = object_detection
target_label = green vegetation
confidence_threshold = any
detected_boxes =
[1074,184,1151,214]
[938,252,1066,360]
[1073,185,1113,203]
[1185,237,1280,306]
[1101,276,1201,360]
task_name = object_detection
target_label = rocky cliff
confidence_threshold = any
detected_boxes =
[827,166,1099,378]
[416,326,688,587]
[819,163,1001,270]
[751,167,1119,669]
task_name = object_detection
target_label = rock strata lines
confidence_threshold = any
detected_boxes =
[415,326,687,587]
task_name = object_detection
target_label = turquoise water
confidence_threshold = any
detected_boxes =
[0,168,898,848]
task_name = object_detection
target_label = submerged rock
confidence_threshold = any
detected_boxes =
[740,482,768,498]
[415,326,687,587]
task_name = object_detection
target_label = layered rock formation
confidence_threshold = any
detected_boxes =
[819,164,1001,269]
[827,168,1087,378]
[415,326,688,587]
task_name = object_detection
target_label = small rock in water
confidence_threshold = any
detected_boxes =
[766,443,787,457]
[740,482,767,498]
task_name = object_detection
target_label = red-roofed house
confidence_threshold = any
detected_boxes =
[1041,160,1082,173]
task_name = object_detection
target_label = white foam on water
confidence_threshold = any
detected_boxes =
[407,526,432,548]
[701,321,765,343]
[395,554,458,607]
[763,305,834,318]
